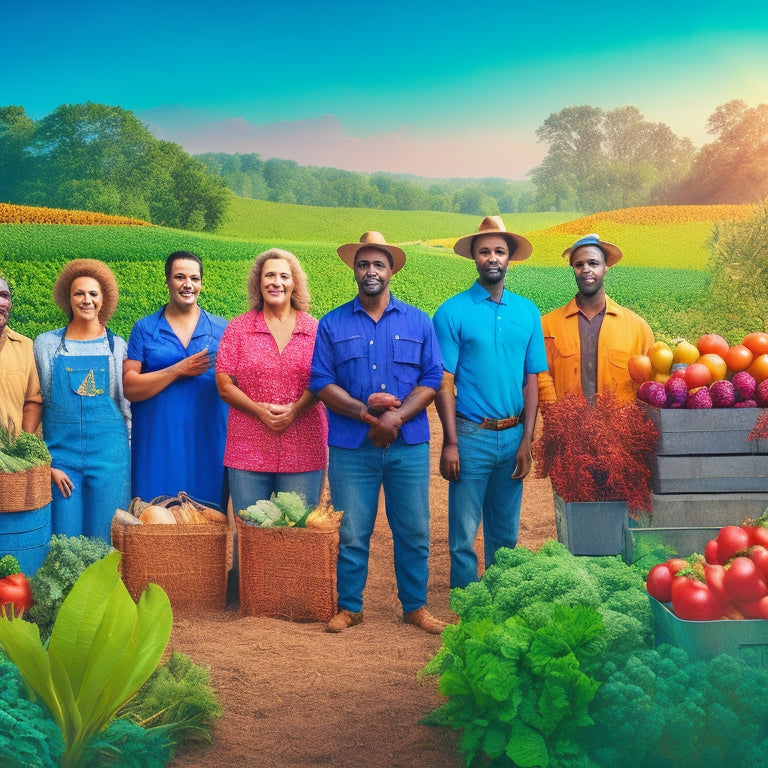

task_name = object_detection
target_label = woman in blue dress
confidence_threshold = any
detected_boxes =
[123,251,228,507]
[34,259,131,542]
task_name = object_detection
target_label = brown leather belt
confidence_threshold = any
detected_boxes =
[459,414,521,431]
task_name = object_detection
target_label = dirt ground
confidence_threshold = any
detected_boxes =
[168,408,557,768]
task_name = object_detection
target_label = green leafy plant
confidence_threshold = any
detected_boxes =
[28,534,113,640]
[118,651,223,751]
[0,550,173,768]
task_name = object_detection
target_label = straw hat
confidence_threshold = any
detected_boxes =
[53,259,119,323]
[562,234,622,267]
[453,216,532,261]
[337,231,406,274]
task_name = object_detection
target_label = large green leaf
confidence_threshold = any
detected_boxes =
[0,550,172,768]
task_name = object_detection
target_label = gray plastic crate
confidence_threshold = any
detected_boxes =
[554,493,627,556]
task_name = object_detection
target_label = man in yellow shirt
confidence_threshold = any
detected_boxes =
[0,277,42,434]
[538,235,653,404]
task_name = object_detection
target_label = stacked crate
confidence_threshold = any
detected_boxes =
[641,405,768,527]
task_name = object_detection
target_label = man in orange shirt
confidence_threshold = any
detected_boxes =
[538,234,653,404]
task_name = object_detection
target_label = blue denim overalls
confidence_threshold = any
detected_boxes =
[43,329,130,541]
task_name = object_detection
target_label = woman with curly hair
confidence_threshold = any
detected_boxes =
[216,249,328,513]
[33,259,130,541]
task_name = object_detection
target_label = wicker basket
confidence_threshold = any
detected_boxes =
[0,464,52,513]
[111,516,233,612]
[237,517,338,622]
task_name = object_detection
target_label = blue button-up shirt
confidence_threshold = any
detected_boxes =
[433,281,547,422]
[310,294,443,448]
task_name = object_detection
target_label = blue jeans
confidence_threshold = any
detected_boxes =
[328,437,430,613]
[449,417,524,589]
[227,468,324,515]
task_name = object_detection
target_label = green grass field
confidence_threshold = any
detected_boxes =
[0,197,745,343]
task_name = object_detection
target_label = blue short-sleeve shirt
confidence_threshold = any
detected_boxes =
[310,294,443,448]
[432,281,547,422]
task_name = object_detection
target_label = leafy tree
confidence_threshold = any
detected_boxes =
[0,102,228,231]
[706,201,768,336]
[669,100,768,204]
[530,105,693,212]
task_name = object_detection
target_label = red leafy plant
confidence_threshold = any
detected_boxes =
[534,392,658,516]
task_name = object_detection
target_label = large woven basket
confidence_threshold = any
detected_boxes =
[0,464,52,513]
[111,517,233,612]
[237,517,338,622]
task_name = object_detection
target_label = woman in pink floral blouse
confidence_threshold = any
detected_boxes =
[215,249,328,513]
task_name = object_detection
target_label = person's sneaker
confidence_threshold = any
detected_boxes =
[326,609,364,633]
[402,606,446,634]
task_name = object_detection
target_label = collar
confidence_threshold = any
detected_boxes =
[564,294,621,318]
[470,280,509,305]
[252,309,314,335]
[2,327,28,343]
[352,293,401,316]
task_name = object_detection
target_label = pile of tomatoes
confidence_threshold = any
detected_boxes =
[630,331,768,389]
[646,522,768,621]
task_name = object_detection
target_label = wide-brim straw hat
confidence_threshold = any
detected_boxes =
[562,234,622,267]
[453,216,533,261]
[53,258,119,323]
[337,231,406,274]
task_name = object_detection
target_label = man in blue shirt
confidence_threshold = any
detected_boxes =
[310,231,446,634]
[433,216,548,589]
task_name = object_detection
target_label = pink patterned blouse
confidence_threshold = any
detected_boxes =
[216,310,328,472]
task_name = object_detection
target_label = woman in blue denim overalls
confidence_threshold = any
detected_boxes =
[33,259,131,542]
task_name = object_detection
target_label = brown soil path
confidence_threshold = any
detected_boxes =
[168,408,556,768]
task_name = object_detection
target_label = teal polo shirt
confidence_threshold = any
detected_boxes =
[433,281,547,422]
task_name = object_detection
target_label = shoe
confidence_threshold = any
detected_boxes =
[326,609,363,633]
[403,606,447,635]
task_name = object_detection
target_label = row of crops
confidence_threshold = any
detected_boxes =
[0,201,753,343]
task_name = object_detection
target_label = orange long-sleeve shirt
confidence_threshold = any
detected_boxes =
[538,295,654,403]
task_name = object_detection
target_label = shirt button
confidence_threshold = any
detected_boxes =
[381,384,387,390]
[394,335,400,340]
[372,364,377,370]
[369,339,374,345]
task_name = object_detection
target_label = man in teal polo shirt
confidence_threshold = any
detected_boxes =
[433,216,547,588]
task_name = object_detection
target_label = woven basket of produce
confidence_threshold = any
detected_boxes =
[237,499,341,622]
[111,492,233,612]
[0,464,52,513]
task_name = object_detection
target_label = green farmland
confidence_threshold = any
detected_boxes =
[0,197,751,343]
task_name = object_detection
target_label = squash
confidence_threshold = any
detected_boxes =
[139,504,178,525]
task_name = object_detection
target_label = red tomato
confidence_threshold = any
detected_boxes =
[732,597,768,620]
[683,362,713,389]
[723,556,768,602]
[747,354,768,383]
[742,332,768,357]
[0,573,33,615]
[745,526,768,548]
[704,563,730,606]
[716,525,752,563]
[671,575,724,621]
[704,538,720,565]
[697,333,730,357]
[724,344,754,373]
[748,545,768,581]
[646,563,674,602]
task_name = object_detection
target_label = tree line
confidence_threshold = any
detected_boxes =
[0,103,228,231]
[194,153,535,215]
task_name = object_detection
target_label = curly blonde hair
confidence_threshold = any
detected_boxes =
[247,249,311,313]
[53,259,119,323]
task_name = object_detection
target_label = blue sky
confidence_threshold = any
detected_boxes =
[3,0,767,179]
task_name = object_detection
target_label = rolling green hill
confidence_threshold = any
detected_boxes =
[0,199,755,342]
